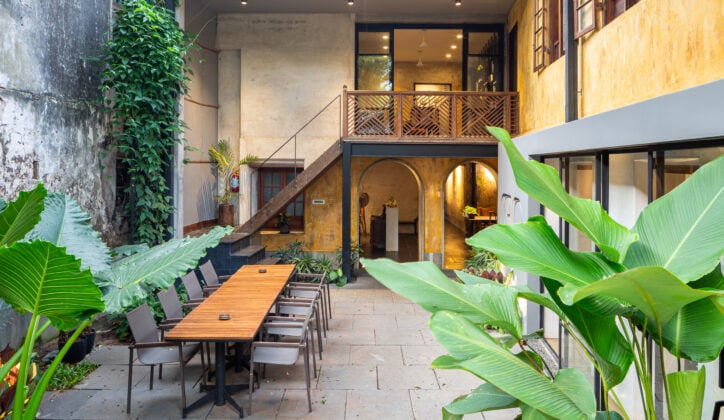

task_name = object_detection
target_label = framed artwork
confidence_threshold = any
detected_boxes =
[414,82,452,92]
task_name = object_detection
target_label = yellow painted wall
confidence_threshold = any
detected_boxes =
[261,156,498,259]
[508,0,724,134]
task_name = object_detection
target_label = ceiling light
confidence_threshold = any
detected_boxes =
[241,0,247,4]
[416,51,424,67]
[456,34,463,39]
[445,53,452,58]
[450,45,457,49]
[382,35,389,39]
[347,0,354,5]
[455,0,462,6]
[382,45,388,50]
[418,30,428,49]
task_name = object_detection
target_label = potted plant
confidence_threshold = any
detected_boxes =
[278,212,290,234]
[462,205,478,219]
[208,139,257,226]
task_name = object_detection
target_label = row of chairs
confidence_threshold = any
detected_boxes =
[125,261,333,416]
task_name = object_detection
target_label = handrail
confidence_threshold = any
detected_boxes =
[257,94,342,172]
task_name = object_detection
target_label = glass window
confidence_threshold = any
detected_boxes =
[575,0,596,38]
[259,168,304,230]
[357,31,391,91]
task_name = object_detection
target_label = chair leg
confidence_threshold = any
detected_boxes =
[303,344,312,413]
[248,360,254,416]
[127,348,134,414]
[325,282,332,320]
[149,365,154,390]
[308,329,317,376]
[159,363,163,380]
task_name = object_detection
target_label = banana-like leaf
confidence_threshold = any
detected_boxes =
[25,193,111,273]
[468,218,627,316]
[99,226,232,314]
[657,298,724,362]
[0,183,46,247]
[430,311,596,419]
[0,241,104,330]
[488,127,637,263]
[667,368,705,420]
[561,266,722,327]
[443,383,518,418]
[625,155,724,283]
[595,412,624,420]
[0,198,6,211]
[362,258,523,338]
[544,278,633,390]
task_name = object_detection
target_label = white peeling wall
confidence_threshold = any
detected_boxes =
[0,1,119,243]
[216,14,355,166]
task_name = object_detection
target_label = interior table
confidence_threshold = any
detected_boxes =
[165,263,296,418]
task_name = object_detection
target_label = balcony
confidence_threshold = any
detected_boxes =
[343,90,519,141]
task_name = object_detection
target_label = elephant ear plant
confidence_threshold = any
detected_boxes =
[0,183,231,419]
[362,127,724,420]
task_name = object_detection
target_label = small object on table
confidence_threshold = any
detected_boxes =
[218,313,231,321]
[258,268,267,273]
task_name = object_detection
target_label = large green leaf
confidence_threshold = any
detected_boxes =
[430,311,596,419]
[362,258,523,337]
[657,298,724,362]
[489,127,637,263]
[625,155,724,283]
[0,241,104,330]
[0,183,46,247]
[667,369,705,420]
[443,383,519,418]
[562,266,722,327]
[98,226,232,314]
[468,218,627,316]
[25,193,111,273]
[544,278,633,390]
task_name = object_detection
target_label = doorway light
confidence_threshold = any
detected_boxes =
[241,0,247,4]
[455,0,461,6]
[347,0,354,5]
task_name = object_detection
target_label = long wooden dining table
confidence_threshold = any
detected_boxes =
[165,263,296,418]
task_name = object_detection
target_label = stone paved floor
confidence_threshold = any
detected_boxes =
[37,276,520,419]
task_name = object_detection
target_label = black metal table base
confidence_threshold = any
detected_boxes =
[183,341,246,418]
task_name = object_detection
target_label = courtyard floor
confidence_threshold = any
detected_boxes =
[37,276,520,420]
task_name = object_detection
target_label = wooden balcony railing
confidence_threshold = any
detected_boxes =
[343,90,519,140]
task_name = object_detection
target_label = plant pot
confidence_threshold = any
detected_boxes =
[467,213,475,219]
[59,336,87,364]
[218,204,235,226]
[279,224,290,234]
[82,329,96,355]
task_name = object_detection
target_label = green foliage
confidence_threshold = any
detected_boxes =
[273,240,362,287]
[0,183,230,418]
[363,128,724,420]
[463,247,503,282]
[46,361,98,391]
[462,205,478,217]
[100,0,193,245]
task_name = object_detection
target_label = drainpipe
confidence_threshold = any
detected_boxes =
[564,0,578,122]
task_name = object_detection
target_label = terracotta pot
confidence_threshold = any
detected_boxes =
[218,204,235,226]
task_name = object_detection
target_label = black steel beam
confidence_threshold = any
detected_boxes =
[347,142,498,158]
[342,142,352,282]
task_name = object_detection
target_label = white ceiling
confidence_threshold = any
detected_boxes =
[193,0,515,19]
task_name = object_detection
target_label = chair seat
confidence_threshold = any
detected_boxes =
[138,343,199,366]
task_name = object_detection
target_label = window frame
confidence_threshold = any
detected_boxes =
[258,167,305,230]
[604,0,640,25]
[574,0,596,38]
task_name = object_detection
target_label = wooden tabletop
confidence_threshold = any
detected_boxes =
[165,264,296,342]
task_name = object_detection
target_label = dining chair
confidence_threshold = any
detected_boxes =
[197,260,231,295]
[285,279,328,335]
[273,297,323,360]
[249,319,313,415]
[157,286,210,371]
[290,272,331,326]
[126,303,200,414]
[180,271,206,303]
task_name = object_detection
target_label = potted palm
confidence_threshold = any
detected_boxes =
[208,139,256,226]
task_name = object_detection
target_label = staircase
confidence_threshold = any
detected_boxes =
[207,140,343,275]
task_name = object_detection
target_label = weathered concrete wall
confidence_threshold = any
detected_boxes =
[181,1,219,229]
[0,1,119,347]
[0,1,119,238]
[508,0,724,134]
[216,14,354,165]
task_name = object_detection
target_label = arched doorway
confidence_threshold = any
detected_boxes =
[443,161,498,270]
[358,159,423,262]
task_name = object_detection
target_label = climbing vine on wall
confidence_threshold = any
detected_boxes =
[100,0,191,245]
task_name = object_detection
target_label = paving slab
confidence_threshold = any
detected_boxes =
[377,364,439,390]
[373,302,416,315]
[277,389,346,419]
[344,389,413,419]
[316,365,378,390]
[435,367,483,391]
[375,328,425,346]
[401,344,446,366]
[409,389,484,419]
[349,345,403,366]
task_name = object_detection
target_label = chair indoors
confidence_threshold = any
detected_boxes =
[249,318,313,415]
[125,303,201,415]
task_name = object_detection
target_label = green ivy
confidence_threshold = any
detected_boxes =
[100,0,192,245]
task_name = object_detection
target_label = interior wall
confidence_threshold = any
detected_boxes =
[216,14,355,165]
[183,2,219,229]
[360,160,419,227]
[394,61,463,91]
[444,165,467,232]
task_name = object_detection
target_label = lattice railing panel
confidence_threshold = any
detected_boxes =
[344,90,518,140]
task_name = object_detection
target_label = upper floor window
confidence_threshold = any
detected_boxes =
[605,0,640,24]
[575,0,596,38]
[533,0,564,71]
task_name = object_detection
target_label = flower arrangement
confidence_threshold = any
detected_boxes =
[385,196,398,208]
[462,205,478,217]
